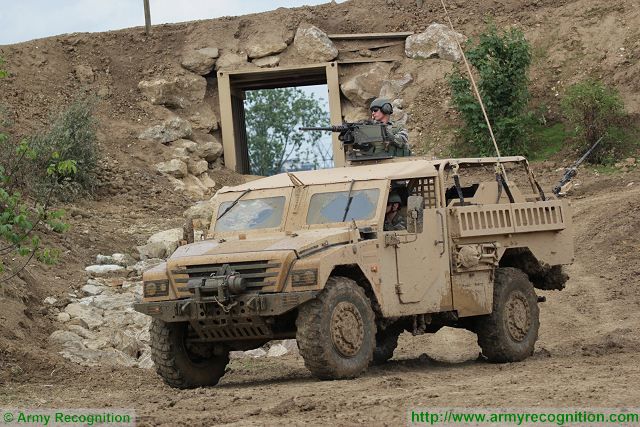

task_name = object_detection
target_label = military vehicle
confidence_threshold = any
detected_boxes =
[134,155,573,388]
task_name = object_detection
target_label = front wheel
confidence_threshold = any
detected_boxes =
[475,268,540,362]
[150,319,229,389]
[296,276,376,380]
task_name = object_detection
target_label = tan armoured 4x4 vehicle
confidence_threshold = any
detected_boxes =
[134,156,573,388]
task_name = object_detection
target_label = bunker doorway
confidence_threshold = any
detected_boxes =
[217,62,343,174]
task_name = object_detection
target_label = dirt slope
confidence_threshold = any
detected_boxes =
[0,0,639,424]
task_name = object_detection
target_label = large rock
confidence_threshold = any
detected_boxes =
[156,159,188,178]
[294,24,338,62]
[131,259,165,275]
[138,74,207,108]
[198,172,217,189]
[188,159,209,176]
[379,73,414,100]
[247,40,287,59]
[175,139,198,153]
[49,330,84,346]
[181,175,208,198]
[184,198,216,227]
[215,51,250,71]
[181,48,219,75]
[136,242,169,260]
[139,117,192,144]
[341,99,369,122]
[340,62,392,105]
[293,24,338,63]
[64,303,104,330]
[405,23,467,62]
[96,253,135,267]
[85,264,126,278]
[253,55,280,68]
[186,103,219,132]
[195,135,224,161]
[147,228,183,257]
[91,293,135,311]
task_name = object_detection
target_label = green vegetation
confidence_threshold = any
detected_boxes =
[449,24,532,157]
[29,97,99,200]
[561,79,634,164]
[0,58,99,279]
[527,123,568,161]
[244,88,330,176]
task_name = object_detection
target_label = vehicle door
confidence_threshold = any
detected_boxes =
[379,176,453,316]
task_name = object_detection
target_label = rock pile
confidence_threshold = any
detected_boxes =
[48,254,164,369]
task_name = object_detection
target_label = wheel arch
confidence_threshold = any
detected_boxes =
[499,247,568,290]
[330,264,382,317]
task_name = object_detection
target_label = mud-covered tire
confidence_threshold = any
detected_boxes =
[296,276,376,380]
[150,319,229,389]
[476,267,540,363]
[372,327,402,365]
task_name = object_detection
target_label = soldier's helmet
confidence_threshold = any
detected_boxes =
[370,98,393,115]
[387,191,402,204]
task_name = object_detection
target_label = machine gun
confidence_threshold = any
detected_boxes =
[300,122,395,162]
[552,135,605,196]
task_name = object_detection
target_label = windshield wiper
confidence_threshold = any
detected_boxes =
[217,188,252,221]
[341,180,355,222]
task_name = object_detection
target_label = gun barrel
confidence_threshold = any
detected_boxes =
[299,125,350,132]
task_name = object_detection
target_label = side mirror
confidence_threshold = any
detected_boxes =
[407,195,424,234]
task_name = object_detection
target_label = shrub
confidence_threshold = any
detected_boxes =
[561,79,631,164]
[448,24,532,157]
[29,97,99,200]
[0,59,81,277]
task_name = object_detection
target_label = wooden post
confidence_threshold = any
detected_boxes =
[143,0,151,35]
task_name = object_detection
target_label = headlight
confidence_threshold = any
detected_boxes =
[144,279,170,297]
[291,269,318,287]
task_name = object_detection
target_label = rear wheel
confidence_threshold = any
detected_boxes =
[475,268,539,362]
[296,276,376,380]
[150,319,229,389]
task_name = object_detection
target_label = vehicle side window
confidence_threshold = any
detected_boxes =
[391,177,438,208]
[306,189,380,224]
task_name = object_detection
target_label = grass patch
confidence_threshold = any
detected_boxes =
[528,122,568,161]
[591,164,619,175]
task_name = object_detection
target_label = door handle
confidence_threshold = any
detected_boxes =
[434,210,445,256]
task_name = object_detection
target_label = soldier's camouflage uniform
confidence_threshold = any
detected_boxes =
[385,121,411,157]
[384,212,406,231]
[371,121,411,157]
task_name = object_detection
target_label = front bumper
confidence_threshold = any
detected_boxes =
[134,290,318,323]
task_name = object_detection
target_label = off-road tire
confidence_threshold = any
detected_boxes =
[150,319,229,389]
[372,326,402,365]
[475,267,540,362]
[296,276,376,380]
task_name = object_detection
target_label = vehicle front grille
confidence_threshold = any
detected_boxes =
[173,260,280,292]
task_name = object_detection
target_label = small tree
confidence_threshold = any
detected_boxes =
[244,88,329,176]
[561,79,628,164]
[449,24,532,156]
[0,58,78,279]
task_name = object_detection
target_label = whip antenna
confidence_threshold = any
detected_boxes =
[439,0,509,182]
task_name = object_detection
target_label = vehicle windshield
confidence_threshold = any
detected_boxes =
[214,196,286,232]
[306,189,380,225]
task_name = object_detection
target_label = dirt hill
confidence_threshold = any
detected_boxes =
[0,0,639,424]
